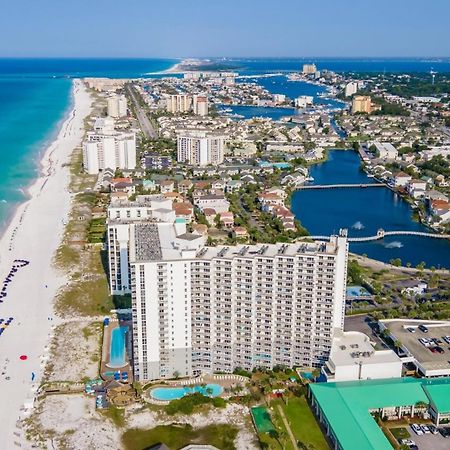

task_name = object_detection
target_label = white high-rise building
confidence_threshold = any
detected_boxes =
[302,64,317,74]
[107,94,128,118]
[166,94,192,113]
[177,131,225,166]
[107,195,177,294]
[193,95,208,116]
[345,82,358,98]
[82,132,136,174]
[127,222,348,381]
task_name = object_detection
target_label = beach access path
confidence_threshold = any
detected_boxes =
[0,79,92,447]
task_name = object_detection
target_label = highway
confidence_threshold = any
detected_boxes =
[126,84,158,139]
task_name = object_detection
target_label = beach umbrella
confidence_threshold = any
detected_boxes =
[19,355,28,361]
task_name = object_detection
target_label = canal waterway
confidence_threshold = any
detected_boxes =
[291,150,450,268]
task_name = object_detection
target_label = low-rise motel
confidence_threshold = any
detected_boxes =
[309,377,450,450]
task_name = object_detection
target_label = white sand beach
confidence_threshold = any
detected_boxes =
[0,79,92,447]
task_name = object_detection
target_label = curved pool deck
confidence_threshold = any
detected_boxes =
[150,383,223,401]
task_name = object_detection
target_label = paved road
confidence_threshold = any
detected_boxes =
[126,85,158,139]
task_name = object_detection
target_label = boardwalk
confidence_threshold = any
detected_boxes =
[296,183,385,190]
[300,229,450,243]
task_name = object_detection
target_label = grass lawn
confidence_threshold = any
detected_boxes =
[390,427,410,440]
[283,396,329,450]
[122,424,238,450]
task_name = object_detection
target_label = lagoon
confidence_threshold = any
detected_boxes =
[291,150,450,268]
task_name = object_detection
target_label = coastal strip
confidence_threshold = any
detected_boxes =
[0,79,92,446]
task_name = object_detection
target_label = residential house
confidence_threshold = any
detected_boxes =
[407,180,427,198]
[203,208,217,226]
[178,180,193,194]
[173,201,194,222]
[219,211,234,229]
[195,194,230,213]
[430,200,450,223]
[393,172,412,188]
[158,180,175,194]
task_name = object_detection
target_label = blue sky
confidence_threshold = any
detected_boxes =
[1,0,449,57]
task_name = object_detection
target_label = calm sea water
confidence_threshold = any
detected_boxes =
[291,150,450,268]
[0,58,177,228]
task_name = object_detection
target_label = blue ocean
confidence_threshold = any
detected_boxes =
[0,58,177,228]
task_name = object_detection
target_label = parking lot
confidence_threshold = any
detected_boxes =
[407,425,450,450]
[381,321,450,375]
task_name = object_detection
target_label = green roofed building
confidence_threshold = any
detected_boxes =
[309,377,450,450]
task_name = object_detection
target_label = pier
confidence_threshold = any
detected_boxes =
[296,183,385,190]
[300,229,450,243]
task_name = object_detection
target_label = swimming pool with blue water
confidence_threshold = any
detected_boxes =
[150,383,223,401]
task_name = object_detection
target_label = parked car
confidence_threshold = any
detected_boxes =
[407,327,416,333]
[411,424,424,435]
[439,427,450,438]
[418,324,429,333]
[421,424,431,433]
[400,439,418,450]
[443,336,450,344]
[429,425,439,434]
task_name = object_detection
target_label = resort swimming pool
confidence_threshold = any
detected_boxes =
[108,326,128,368]
[150,383,223,401]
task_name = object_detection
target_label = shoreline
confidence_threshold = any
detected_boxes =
[0,79,93,446]
[0,80,74,239]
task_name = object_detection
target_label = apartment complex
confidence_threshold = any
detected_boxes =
[177,130,226,166]
[107,94,128,118]
[352,95,372,114]
[302,63,317,74]
[82,131,136,174]
[345,81,358,97]
[193,95,208,116]
[166,94,192,113]
[126,220,348,381]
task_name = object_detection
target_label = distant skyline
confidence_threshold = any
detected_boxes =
[1,0,450,58]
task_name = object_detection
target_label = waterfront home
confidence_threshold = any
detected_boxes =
[373,141,399,160]
[430,200,450,223]
[393,172,412,188]
[281,172,307,187]
[426,190,449,202]
[407,179,427,198]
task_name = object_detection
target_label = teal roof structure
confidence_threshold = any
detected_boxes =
[309,377,450,450]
